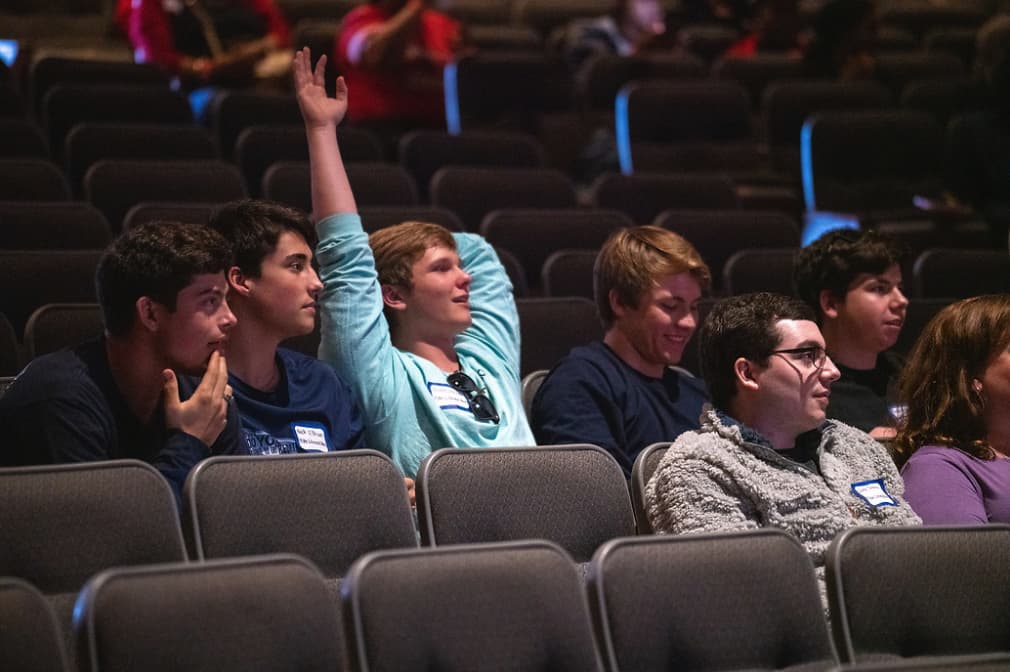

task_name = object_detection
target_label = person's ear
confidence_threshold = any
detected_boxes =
[136,296,160,332]
[227,266,253,296]
[734,357,760,392]
[609,289,628,319]
[819,289,842,320]
[381,284,408,312]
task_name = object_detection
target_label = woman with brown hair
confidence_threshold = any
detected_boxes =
[895,294,1010,524]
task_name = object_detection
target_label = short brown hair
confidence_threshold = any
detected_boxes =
[368,221,457,290]
[594,225,710,329]
[894,294,1010,465]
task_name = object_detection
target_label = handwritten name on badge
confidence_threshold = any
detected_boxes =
[292,423,329,452]
[427,381,470,411]
[851,478,897,507]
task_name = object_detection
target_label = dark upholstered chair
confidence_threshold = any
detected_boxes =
[589,530,837,672]
[415,445,635,563]
[341,541,605,671]
[74,555,344,672]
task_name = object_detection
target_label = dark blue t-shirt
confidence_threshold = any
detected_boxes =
[531,340,709,476]
[229,348,365,455]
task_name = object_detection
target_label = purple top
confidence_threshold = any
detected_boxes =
[901,444,1010,525]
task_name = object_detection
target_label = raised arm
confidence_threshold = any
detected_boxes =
[293,47,357,220]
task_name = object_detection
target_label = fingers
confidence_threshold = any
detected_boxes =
[313,53,327,87]
[334,75,348,101]
[404,477,416,507]
[210,353,229,402]
[162,369,180,413]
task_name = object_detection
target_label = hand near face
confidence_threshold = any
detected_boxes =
[163,350,233,447]
[293,47,348,129]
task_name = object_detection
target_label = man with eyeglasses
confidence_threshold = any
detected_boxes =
[646,292,919,595]
[294,49,533,478]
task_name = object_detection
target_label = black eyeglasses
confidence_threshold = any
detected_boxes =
[447,371,500,424]
[770,345,828,370]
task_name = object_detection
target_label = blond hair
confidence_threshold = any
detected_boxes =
[594,226,710,328]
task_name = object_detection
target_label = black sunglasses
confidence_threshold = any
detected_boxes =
[447,371,500,424]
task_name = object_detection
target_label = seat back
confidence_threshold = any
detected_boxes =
[653,209,799,293]
[358,205,464,233]
[75,555,344,672]
[30,57,167,117]
[722,248,799,296]
[481,208,632,292]
[399,129,544,200]
[182,451,417,579]
[0,250,102,336]
[826,525,1010,664]
[0,159,71,201]
[263,161,418,213]
[521,368,548,419]
[84,159,246,233]
[342,541,605,672]
[628,441,669,534]
[24,303,104,360]
[912,249,1010,299]
[430,166,576,232]
[235,124,383,196]
[208,89,302,159]
[0,578,70,672]
[590,530,836,671]
[65,123,217,195]
[415,445,635,562]
[590,172,738,225]
[0,201,111,249]
[516,297,602,377]
[541,248,598,299]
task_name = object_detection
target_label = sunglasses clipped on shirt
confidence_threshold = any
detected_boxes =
[447,370,500,424]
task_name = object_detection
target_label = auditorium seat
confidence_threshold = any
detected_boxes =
[541,248,598,299]
[516,296,602,376]
[480,208,632,293]
[430,166,577,232]
[74,555,344,672]
[589,530,837,672]
[415,444,635,562]
[629,441,669,534]
[0,249,102,336]
[182,450,417,582]
[0,578,70,672]
[23,303,103,360]
[590,172,738,225]
[84,159,246,232]
[0,461,186,667]
[0,201,111,249]
[263,161,418,213]
[826,525,1010,665]
[653,209,800,294]
[341,541,604,671]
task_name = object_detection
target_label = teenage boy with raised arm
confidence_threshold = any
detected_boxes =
[294,48,533,476]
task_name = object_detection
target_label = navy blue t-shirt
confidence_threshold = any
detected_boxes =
[531,341,709,476]
[0,337,242,498]
[229,348,365,455]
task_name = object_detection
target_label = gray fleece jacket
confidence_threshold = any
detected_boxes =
[646,409,921,586]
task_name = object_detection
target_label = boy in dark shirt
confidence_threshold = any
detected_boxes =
[532,226,710,475]
[794,229,908,437]
[0,221,241,496]
[207,199,365,455]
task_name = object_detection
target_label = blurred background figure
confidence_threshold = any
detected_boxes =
[802,0,877,79]
[560,0,668,73]
[335,0,464,149]
[724,0,805,57]
[126,0,292,119]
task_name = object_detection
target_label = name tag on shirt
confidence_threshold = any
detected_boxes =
[851,478,897,507]
[428,382,470,412]
[292,422,330,452]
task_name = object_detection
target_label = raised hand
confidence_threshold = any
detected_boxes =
[293,47,348,129]
[163,350,232,447]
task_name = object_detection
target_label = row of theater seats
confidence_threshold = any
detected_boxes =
[3,450,1010,671]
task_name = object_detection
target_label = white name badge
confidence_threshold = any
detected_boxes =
[427,382,470,412]
[292,422,330,452]
[851,478,897,507]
